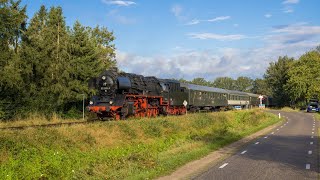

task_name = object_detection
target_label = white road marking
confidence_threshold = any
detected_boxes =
[312,128,315,131]
[306,164,311,169]
[310,142,313,145]
[308,150,312,155]
[255,142,260,145]
[271,132,274,134]
[264,136,268,139]
[311,136,314,138]
[277,129,279,131]
[312,132,314,134]
[219,163,228,169]
[240,150,247,154]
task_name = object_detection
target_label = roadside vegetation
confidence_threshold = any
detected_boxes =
[0,110,280,179]
[0,112,87,129]
[279,107,300,112]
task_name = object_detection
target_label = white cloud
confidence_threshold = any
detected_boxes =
[171,4,183,18]
[282,0,299,4]
[188,33,246,41]
[107,9,136,24]
[185,19,200,25]
[115,23,320,80]
[207,16,231,22]
[185,16,231,25]
[267,23,320,45]
[264,14,272,18]
[283,8,294,13]
[102,0,136,6]
[272,23,320,35]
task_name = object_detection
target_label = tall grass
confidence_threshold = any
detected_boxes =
[279,107,299,112]
[0,110,279,179]
[0,112,86,128]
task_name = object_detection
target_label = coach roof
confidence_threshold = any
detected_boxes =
[180,83,229,94]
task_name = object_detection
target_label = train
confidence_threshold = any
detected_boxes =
[88,68,272,120]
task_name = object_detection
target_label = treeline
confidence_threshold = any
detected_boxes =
[179,47,320,108]
[265,48,320,107]
[0,0,115,119]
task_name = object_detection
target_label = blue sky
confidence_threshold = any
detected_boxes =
[22,0,320,80]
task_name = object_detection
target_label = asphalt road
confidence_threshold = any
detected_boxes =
[195,111,319,180]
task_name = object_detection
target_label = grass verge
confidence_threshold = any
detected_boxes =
[0,110,279,179]
[0,112,86,128]
[279,107,300,112]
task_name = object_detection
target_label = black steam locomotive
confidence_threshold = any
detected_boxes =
[88,68,271,120]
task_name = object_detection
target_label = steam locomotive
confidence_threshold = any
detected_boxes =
[88,68,271,120]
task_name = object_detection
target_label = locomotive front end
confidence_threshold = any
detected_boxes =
[88,69,127,120]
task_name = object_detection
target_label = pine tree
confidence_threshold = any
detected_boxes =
[0,0,27,118]
[20,6,70,111]
[20,5,48,104]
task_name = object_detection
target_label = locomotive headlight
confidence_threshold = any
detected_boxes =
[109,101,113,105]
[102,76,106,80]
[89,101,93,105]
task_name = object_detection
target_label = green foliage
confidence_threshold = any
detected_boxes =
[191,77,212,86]
[1,2,116,119]
[213,77,235,90]
[0,0,27,118]
[286,50,320,105]
[252,78,271,95]
[264,56,294,107]
[234,76,253,92]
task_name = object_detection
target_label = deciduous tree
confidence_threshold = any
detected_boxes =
[264,56,294,107]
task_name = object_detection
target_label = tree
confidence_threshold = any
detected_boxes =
[178,78,189,83]
[0,0,27,118]
[234,76,253,92]
[20,5,48,104]
[252,78,271,95]
[0,3,117,119]
[66,21,115,109]
[286,51,320,106]
[213,77,235,90]
[91,26,116,68]
[264,56,294,107]
[191,77,211,86]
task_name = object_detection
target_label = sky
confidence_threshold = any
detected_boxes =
[21,0,320,81]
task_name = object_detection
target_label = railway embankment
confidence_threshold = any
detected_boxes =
[0,110,280,179]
